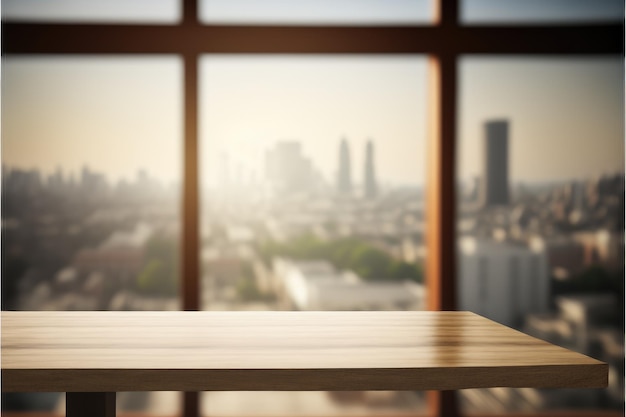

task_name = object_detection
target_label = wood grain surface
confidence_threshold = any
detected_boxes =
[2,311,607,392]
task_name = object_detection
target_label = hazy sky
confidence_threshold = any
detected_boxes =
[460,57,624,183]
[200,56,427,187]
[4,55,622,187]
[2,2,624,186]
[2,57,183,184]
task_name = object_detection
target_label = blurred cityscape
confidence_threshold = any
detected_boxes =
[2,120,624,415]
[457,120,624,413]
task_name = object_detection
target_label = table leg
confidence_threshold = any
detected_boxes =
[183,391,200,417]
[66,392,116,417]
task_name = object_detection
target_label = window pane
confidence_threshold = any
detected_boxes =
[201,0,433,25]
[2,0,179,23]
[462,0,624,24]
[457,57,624,413]
[199,54,428,415]
[2,56,182,414]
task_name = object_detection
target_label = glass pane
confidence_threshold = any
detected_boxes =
[2,0,179,23]
[1,56,182,414]
[201,0,433,25]
[462,0,624,24]
[199,55,428,415]
[457,57,624,413]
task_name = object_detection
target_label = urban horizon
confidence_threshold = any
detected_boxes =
[4,131,623,193]
[4,56,623,187]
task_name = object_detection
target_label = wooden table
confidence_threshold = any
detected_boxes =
[2,311,607,417]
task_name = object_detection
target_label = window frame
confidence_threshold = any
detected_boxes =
[3,1,622,416]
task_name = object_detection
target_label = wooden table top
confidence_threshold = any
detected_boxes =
[2,311,606,392]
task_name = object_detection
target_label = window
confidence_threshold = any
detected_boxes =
[2,1,621,417]
[2,55,183,417]
[197,54,429,415]
[457,56,624,414]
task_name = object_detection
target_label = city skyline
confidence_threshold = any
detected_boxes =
[3,56,623,187]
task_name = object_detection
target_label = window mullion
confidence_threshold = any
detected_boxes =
[435,0,459,26]
[426,52,460,417]
[181,51,201,417]
[182,52,200,312]
[183,0,199,26]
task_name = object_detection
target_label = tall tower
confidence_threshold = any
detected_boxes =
[364,140,377,199]
[337,138,352,195]
[481,120,510,207]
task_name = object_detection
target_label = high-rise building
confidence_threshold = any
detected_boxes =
[481,120,510,207]
[265,141,318,197]
[364,140,377,199]
[337,138,352,195]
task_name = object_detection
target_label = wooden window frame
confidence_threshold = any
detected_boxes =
[3,1,621,416]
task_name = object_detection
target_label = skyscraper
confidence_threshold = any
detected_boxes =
[481,120,510,207]
[265,141,317,196]
[364,140,377,199]
[337,138,352,195]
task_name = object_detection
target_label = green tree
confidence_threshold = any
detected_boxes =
[258,234,422,283]
[136,234,178,296]
[349,245,391,280]
[388,261,423,283]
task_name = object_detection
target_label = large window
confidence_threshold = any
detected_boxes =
[2,56,182,311]
[2,56,183,416]
[457,57,624,413]
[197,54,429,415]
[2,1,622,417]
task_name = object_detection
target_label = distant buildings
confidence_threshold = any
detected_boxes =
[521,294,624,408]
[529,235,586,279]
[80,165,108,194]
[364,140,378,199]
[337,138,352,196]
[337,138,379,199]
[481,120,510,207]
[457,167,624,411]
[265,141,320,197]
[258,137,384,199]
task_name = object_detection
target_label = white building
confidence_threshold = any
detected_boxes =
[274,258,423,311]
[458,236,549,327]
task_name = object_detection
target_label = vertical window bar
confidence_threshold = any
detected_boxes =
[426,52,460,417]
[427,4,459,414]
[183,0,198,25]
[182,0,200,415]
[426,0,459,417]
[435,0,459,27]
[182,51,200,312]
[182,50,201,417]
[426,53,459,313]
